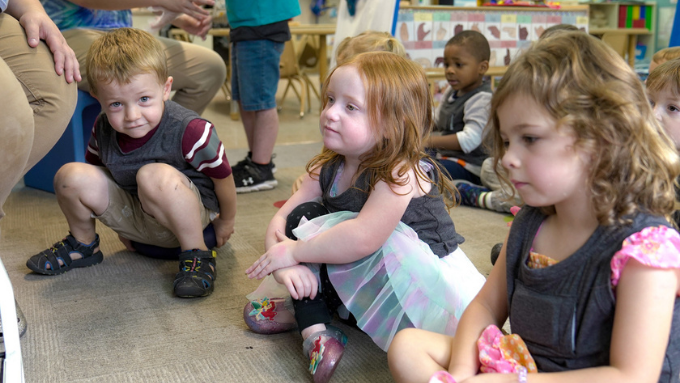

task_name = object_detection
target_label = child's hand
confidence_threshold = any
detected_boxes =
[246,230,298,279]
[272,265,318,300]
[211,215,234,247]
[460,373,522,383]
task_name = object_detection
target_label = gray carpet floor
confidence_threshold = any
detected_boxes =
[0,93,510,382]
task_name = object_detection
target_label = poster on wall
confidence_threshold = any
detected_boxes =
[396,8,589,69]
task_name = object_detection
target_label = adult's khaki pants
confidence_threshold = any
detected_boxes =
[0,14,77,219]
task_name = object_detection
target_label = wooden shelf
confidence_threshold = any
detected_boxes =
[590,27,651,35]
[582,2,656,64]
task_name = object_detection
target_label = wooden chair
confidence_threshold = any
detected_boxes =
[168,28,192,42]
[601,31,628,60]
[278,39,308,118]
[168,29,231,101]
[296,34,322,112]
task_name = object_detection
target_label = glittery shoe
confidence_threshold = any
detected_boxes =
[243,297,296,334]
[303,326,347,383]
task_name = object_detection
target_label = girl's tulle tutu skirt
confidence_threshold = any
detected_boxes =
[249,211,486,351]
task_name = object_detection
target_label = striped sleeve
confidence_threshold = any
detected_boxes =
[85,119,103,166]
[182,119,232,179]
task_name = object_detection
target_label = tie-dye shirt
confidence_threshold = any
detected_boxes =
[40,0,131,31]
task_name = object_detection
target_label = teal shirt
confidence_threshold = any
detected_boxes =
[40,0,131,31]
[225,0,301,29]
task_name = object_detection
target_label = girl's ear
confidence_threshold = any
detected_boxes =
[163,76,174,101]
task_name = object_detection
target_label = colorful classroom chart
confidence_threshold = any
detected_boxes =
[397,7,589,69]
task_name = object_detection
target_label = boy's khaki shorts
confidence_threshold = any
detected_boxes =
[94,170,216,248]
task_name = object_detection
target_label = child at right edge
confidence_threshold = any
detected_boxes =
[648,47,680,76]
[388,32,680,383]
[647,58,680,227]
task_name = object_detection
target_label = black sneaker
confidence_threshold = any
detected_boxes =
[233,157,278,193]
[232,152,277,174]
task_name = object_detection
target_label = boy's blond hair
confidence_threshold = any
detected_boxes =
[646,58,680,97]
[652,47,680,65]
[335,31,406,66]
[86,28,168,96]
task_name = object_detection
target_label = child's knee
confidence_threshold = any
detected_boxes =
[136,163,187,194]
[285,202,329,239]
[54,162,100,192]
[388,329,416,372]
[389,327,419,355]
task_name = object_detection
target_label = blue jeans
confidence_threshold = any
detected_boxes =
[436,159,482,185]
[231,39,284,111]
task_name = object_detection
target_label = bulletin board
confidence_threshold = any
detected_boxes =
[396,6,590,68]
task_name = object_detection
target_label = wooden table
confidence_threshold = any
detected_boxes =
[209,24,336,120]
[209,24,336,84]
[589,28,651,67]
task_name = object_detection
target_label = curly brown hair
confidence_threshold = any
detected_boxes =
[306,51,456,207]
[485,32,680,225]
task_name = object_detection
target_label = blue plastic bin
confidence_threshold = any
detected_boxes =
[24,90,101,193]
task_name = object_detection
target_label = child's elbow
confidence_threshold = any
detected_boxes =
[353,234,385,257]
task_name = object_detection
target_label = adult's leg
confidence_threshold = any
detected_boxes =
[0,46,33,220]
[231,40,283,165]
[61,28,104,94]
[157,36,226,114]
[0,14,77,217]
[239,108,279,165]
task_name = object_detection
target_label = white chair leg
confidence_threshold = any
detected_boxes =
[0,257,24,383]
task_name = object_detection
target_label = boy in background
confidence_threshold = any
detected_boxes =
[649,47,680,75]
[646,57,680,226]
[428,30,491,186]
[25,28,237,298]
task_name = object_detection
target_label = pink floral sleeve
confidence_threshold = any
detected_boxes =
[610,225,680,288]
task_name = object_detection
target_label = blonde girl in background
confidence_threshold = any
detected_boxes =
[388,32,680,383]
[245,52,485,383]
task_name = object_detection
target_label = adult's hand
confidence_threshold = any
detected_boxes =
[159,0,214,23]
[6,0,81,83]
[172,13,212,40]
[19,10,81,83]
